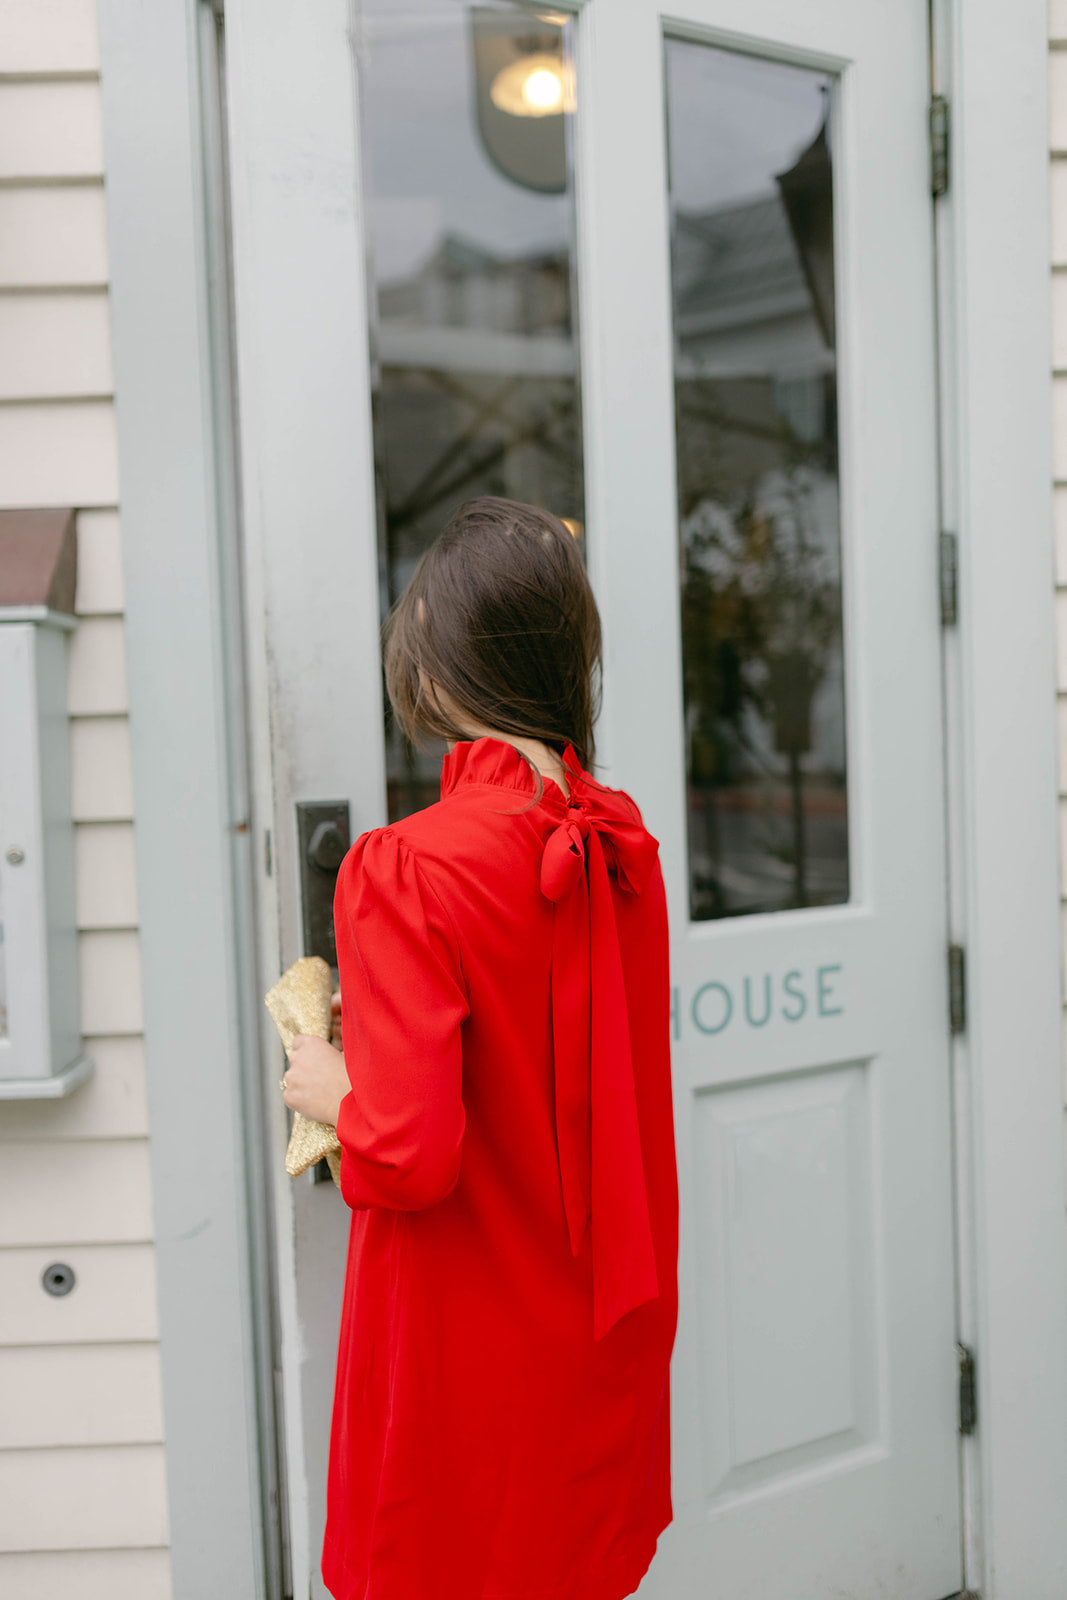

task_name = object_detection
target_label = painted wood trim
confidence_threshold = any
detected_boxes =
[936,0,1067,1593]
[95,2,267,1595]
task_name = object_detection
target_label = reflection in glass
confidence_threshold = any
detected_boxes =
[665,40,848,920]
[358,0,585,820]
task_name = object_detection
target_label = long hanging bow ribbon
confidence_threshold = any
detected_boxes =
[540,796,661,1340]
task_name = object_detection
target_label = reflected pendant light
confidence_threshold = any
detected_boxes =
[470,10,569,193]
[490,51,565,117]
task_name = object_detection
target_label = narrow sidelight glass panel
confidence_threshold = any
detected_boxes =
[358,0,585,821]
[665,40,848,920]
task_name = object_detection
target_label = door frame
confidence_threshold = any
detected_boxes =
[96,0,1067,1595]
[929,0,1067,1587]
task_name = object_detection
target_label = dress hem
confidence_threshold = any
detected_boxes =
[321,1520,667,1600]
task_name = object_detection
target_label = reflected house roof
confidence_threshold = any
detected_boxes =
[671,193,811,342]
[373,197,827,383]
[378,231,571,332]
[376,230,575,376]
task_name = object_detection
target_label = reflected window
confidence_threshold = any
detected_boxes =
[665,40,848,920]
[358,0,585,820]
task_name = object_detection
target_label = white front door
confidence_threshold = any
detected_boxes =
[581,5,961,1597]
[223,1,961,1595]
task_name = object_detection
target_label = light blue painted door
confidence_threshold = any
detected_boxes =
[225,0,961,1594]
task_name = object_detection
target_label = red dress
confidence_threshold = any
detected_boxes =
[322,735,679,1600]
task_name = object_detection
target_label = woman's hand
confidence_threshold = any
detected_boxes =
[283,1032,350,1128]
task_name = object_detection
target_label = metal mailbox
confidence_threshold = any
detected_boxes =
[0,511,92,1098]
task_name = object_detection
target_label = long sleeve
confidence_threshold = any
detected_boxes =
[333,827,470,1211]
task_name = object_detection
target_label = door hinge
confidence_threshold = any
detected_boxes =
[948,943,966,1035]
[930,94,950,198]
[939,531,958,626]
[957,1342,977,1435]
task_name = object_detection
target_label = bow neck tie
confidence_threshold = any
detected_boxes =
[539,794,661,1341]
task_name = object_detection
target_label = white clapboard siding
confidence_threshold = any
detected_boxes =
[0,291,112,400]
[1055,160,1067,267]
[1057,591,1067,693]
[1055,274,1067,372]
[0,81,103,180]
[75,822,138,928]
[0,400,117,506]
[1055,377,1067,482]
[0,1244,159,1347]
[0,0,170,1577]
[70,716,134,821]
[67,615,127,716]
[75,509,123,613]
[0,1547,172,1600]
[0,0,99,75]
[1056,488,1067,584]
[0,1444,169,1552]
[0,1037,147,1142]
[0,1139,153,1248]
[0,186,107,287]
[1055,51,1067,152]
[0,1342,164,1449]
[78,930,144,1035]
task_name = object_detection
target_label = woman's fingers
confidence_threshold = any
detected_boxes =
[283,1033,349,1125]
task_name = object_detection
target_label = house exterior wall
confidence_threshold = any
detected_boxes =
[0,3,170,1596]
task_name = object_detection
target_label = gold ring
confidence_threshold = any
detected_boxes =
[279,1078,287,1093]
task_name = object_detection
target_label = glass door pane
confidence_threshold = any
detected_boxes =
[358,0,586,819]
[665,40,848,920]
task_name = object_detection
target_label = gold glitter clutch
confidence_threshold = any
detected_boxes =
[264,955,343,1190]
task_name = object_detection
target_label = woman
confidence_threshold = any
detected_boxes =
[282,496,679,1600]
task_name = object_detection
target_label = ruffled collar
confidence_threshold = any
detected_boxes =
[440,735,585,811]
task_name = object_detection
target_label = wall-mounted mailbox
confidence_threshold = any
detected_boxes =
[0,510,92,1098]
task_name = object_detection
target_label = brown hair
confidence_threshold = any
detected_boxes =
[383,496,602,775]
